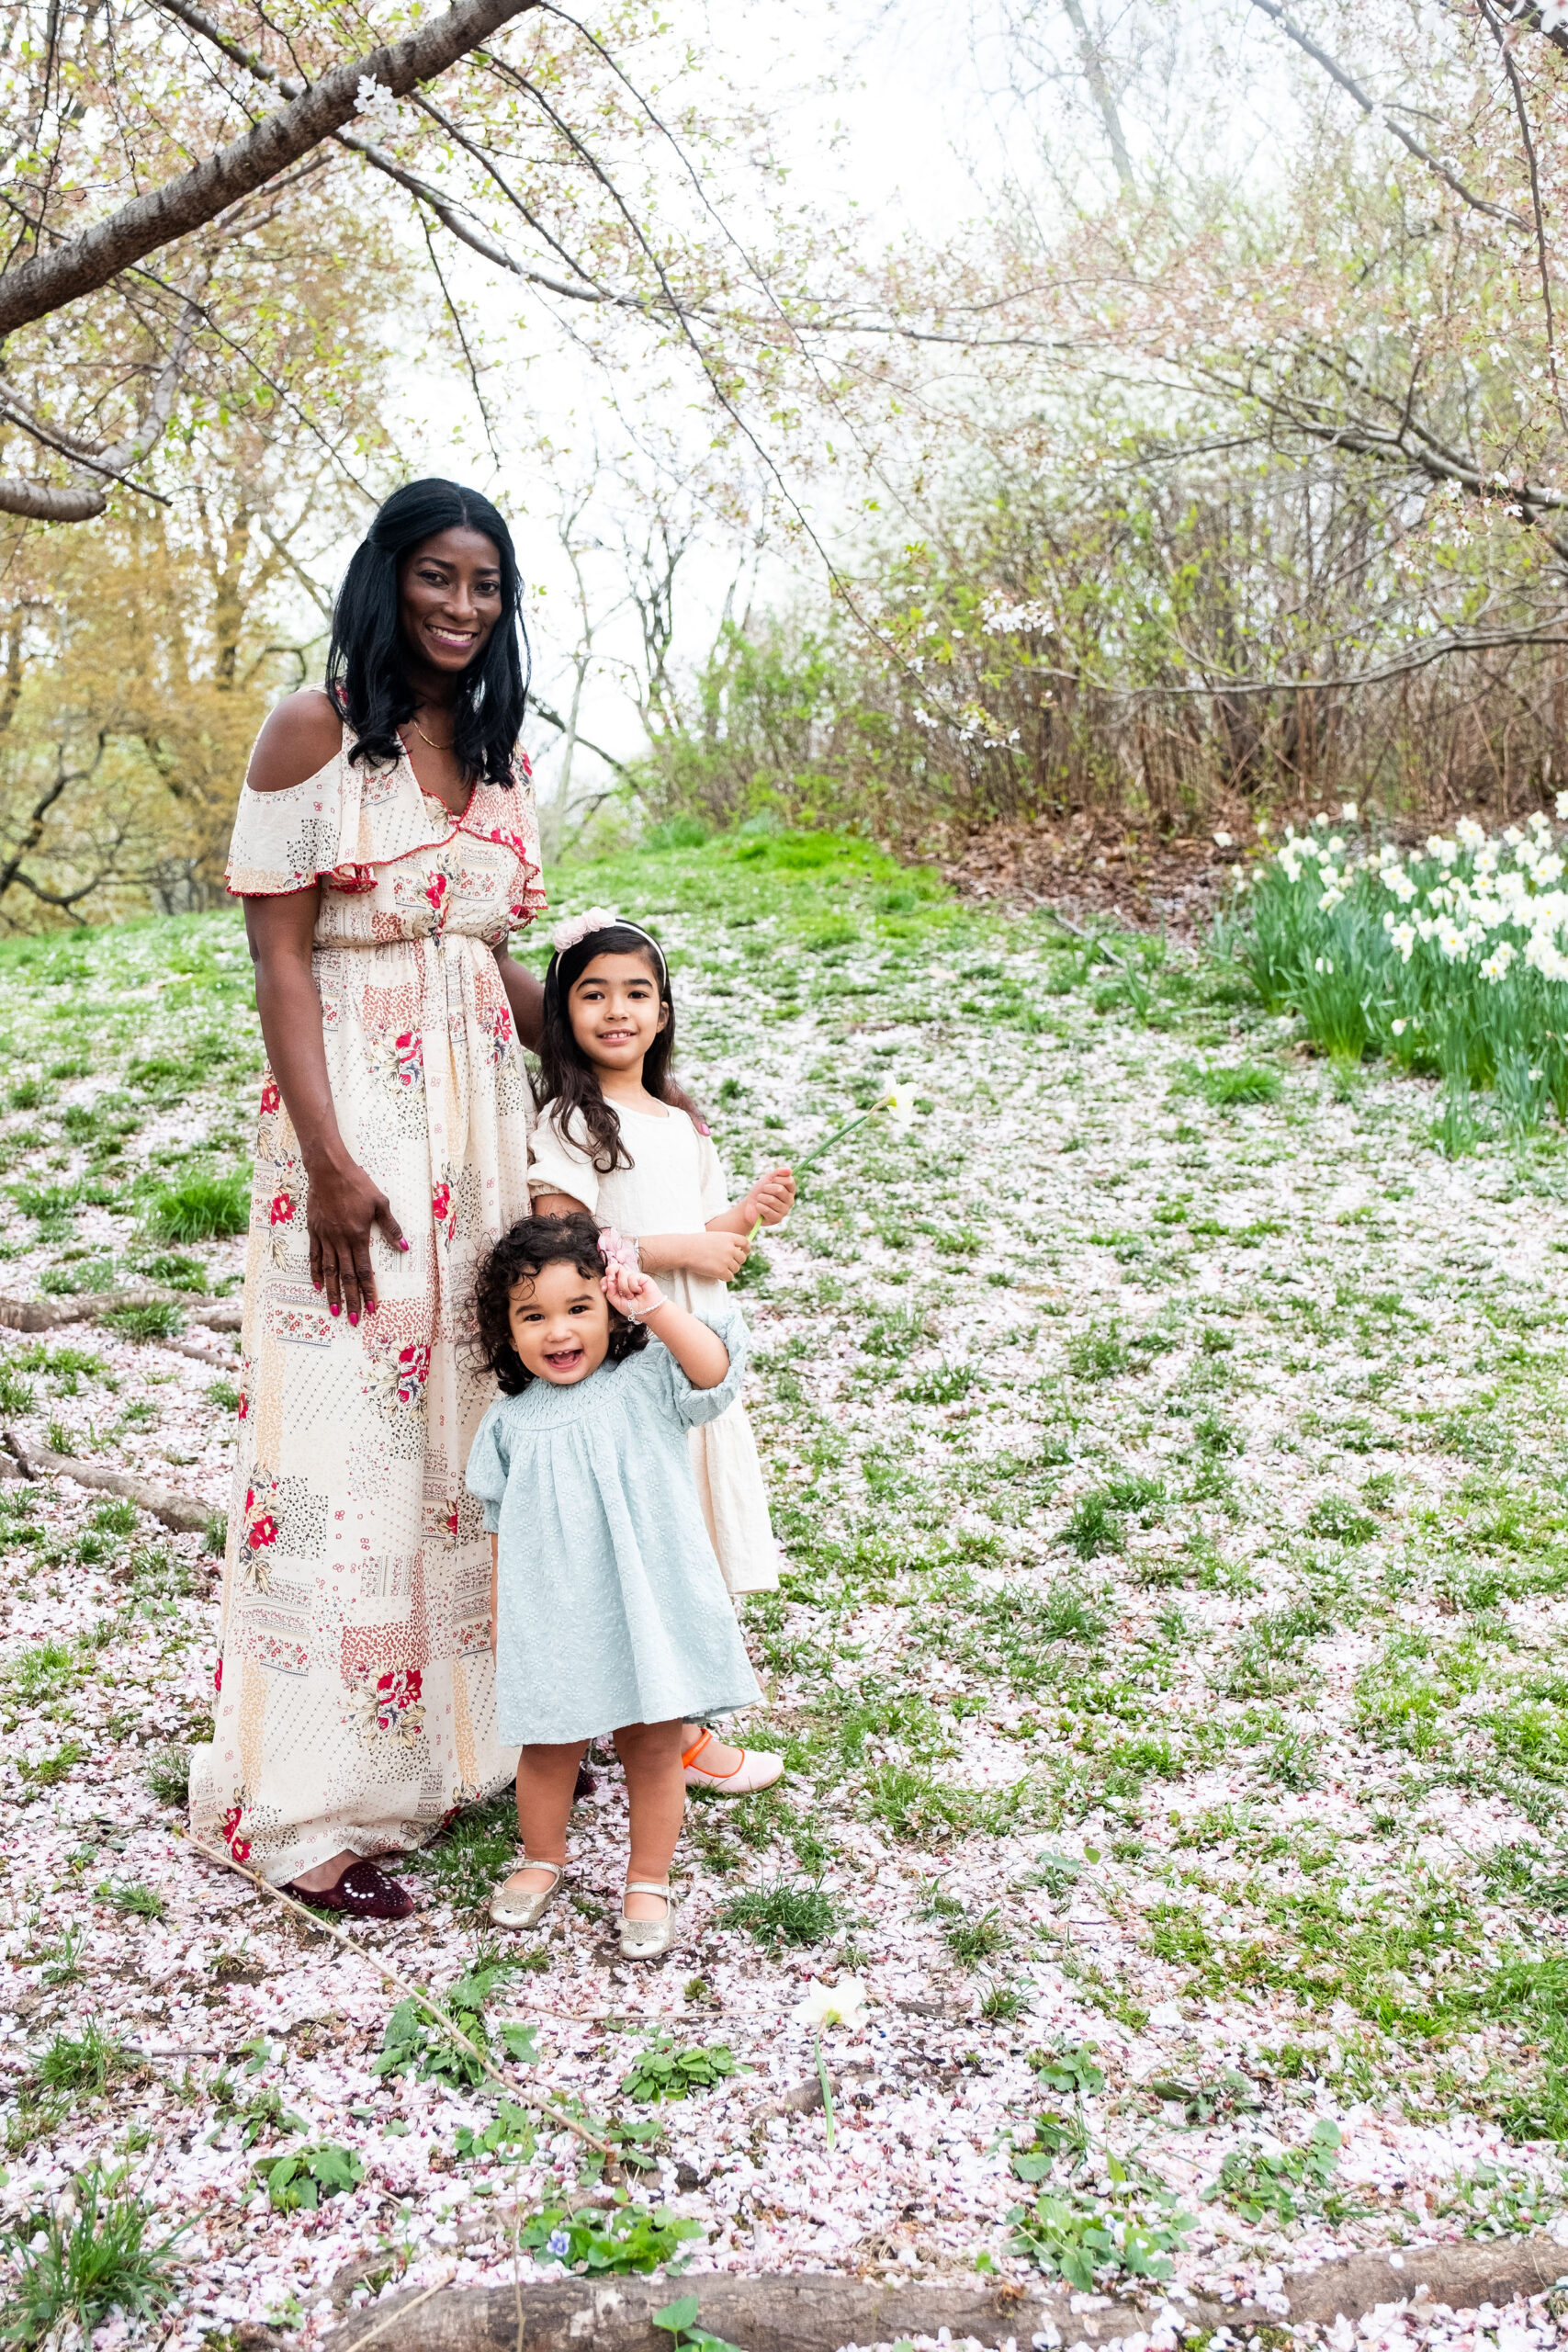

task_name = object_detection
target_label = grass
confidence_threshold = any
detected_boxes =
[2,2167,183,2345]
[408,1793,519,1914]
[36,2020,138,2098]
[143,1170,249,1242]
[716,1879,838,1947]
[146,1747,191,1805]
[10,826,1568,2285]
[102,1300,185,1340]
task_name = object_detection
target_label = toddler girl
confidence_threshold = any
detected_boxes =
[527,909,793,1794]
[465,1211,760,1960]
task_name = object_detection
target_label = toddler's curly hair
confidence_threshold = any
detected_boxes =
[472,1211,648,1396]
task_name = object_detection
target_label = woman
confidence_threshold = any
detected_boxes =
[189,480,547,1918]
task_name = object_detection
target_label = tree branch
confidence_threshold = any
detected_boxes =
[1247,0,1530,230]
[150,0,658,313]
[0,0,539,335]
[1061,0,1135,196]
[1474,0,1568,430]
[0,295,200,519]
[1503,1,1568,62]
[529,695,627,775]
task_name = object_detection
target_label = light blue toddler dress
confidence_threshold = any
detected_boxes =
[464,1303,763,1747]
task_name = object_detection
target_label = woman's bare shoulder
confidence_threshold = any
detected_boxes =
[246,689,344,794]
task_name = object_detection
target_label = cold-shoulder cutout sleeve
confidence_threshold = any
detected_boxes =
[226,720,547,917]
[527,1108,600,1211]
[637,1301,748,1428]
[464,1398,513,1532]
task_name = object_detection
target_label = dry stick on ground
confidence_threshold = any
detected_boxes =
[184,1834,617,2156]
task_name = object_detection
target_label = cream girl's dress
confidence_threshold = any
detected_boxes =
[527,1104,780,1593]
[189,724,546,1885]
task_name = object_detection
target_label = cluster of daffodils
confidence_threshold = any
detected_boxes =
[1253,802,1568,987]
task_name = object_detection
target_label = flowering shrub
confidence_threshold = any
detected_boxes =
[1235,804,1568,1128]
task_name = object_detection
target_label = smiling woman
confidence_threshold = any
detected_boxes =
[188,480,548,1919]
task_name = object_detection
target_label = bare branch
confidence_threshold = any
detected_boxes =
[1061,0,1135,196]
[0,295,199,518]
[1475,0,1568,430]
[1247,0,1530,230]
[529,695,627,775]
[0,0,539,335]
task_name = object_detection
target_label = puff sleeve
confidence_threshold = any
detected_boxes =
[464,1398,514,1532]
[526,1108,601,1212]
[637,1302,749,1429]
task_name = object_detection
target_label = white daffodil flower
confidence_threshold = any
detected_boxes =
[876,1085,919,1137]
[793,1975,869,2031]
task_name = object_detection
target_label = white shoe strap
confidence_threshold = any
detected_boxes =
[624,1880,671,1900]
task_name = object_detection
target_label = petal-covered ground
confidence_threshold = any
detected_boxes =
[3,831,1568,2348]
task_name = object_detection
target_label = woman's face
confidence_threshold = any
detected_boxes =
[508,1258,612,1385]
[399,526,503,677]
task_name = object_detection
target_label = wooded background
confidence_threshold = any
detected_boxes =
[2,0,1565,922]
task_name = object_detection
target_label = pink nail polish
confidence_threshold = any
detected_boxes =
[348,1311,359,1327]
[399,1239,410,1252]
[331,1303,341,1317]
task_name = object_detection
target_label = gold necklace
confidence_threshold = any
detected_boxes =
[405,712,457,753]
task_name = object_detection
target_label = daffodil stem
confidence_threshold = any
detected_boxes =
[742,1102,890,1256]
[815,2032,836,2152]
[790,1102,885,1182]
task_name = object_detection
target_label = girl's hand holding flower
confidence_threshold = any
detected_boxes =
[739,1165,795,1228]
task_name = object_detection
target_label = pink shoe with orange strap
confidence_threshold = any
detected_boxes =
[682,1726,784,1794]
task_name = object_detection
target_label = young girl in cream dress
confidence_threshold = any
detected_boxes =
[526,909,792,1793]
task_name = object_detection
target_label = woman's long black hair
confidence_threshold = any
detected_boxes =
[536,924,681,1173]
[326,479,529,788]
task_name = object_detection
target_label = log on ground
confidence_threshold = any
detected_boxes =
[326,2234,1568,2352]
[1,1428,214,1532]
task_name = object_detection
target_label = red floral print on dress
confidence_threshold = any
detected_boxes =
[394,1345,431,1407]
[350,1664,426,1745]
[243,1485,279,1551]
[431,1182,453,1238]
[393,1033,423,1087]
[221,1803,251,1864]
[214,1658,223,1693]
[259,1078,280,1115]
[424,872,448,920]
[269,1191,295,1227]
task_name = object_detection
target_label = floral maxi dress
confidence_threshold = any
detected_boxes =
[188,729,546,1884]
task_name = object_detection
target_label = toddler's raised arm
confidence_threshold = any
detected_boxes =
[604,1264,730,1389]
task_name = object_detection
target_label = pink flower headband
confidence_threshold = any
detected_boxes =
[549,906,667,978]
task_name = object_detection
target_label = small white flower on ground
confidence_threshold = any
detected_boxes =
[794,1975,869,2030]
[1213,830,1233,847]
[1391,1018,1406,1035]
[1341,800,1358,820]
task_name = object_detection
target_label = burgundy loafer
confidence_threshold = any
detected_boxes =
[281,1860,414,1920]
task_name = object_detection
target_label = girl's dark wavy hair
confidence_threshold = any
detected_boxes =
[536,925,682,1174]
[326,478,529,788]
[473,1212,647,1396]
